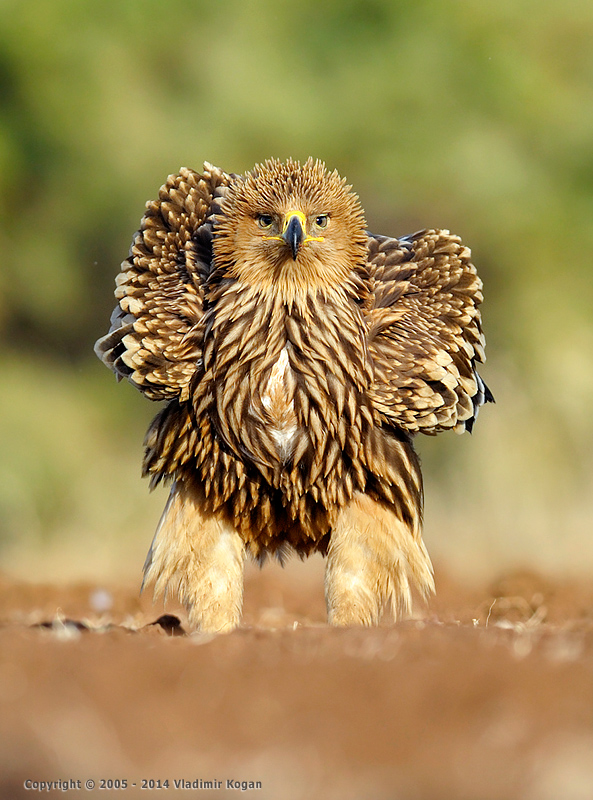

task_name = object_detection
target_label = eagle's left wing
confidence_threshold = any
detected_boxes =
[365,229,493,435]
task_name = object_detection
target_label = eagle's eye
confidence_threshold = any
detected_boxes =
[315,214,329,229]
[257,213,274,229]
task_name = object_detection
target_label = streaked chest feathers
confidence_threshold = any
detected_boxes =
[204,287,371,479]
[259,346,299,462]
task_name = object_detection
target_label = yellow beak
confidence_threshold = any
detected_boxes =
[282,212,306,260]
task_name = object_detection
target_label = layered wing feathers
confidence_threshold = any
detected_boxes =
[366,229,491,434]
[94,164,231,401]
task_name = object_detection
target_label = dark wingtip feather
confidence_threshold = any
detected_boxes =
[464,373,494,433]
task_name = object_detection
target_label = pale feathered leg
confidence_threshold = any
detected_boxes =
[325,493,434,626]
[142,482,245,633]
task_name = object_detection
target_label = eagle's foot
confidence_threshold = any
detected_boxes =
[143,483,245,633]
[324,493,434,626]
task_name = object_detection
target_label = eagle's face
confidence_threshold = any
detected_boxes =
[213,158,368,296]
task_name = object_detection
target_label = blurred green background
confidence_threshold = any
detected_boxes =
[1,0,592,584]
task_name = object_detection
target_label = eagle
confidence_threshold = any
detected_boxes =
[95,158,492,632]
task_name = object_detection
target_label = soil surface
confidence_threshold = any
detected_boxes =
[2,562,593,800]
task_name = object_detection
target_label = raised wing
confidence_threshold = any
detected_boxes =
[94,163,232,401]
[366,229,493,434]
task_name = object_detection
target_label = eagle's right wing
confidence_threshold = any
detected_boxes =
[94,164,232,401]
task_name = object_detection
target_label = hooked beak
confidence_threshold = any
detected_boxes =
[282,212,305,260]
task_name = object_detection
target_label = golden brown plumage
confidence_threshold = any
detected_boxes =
[95,158,492,631]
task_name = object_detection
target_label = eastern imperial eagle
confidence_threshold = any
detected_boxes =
[95,158,493,632]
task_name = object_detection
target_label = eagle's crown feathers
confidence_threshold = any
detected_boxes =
[212,157,368,297]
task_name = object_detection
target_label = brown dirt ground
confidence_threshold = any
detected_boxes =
[1,562,593,800]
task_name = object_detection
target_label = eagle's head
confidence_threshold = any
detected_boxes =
[213,158,368,297]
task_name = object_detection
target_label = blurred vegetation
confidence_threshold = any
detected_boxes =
[1,0,592,581]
